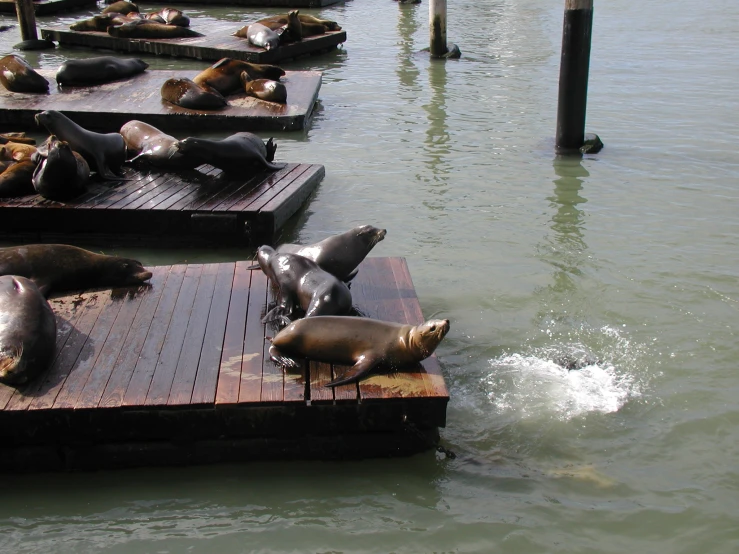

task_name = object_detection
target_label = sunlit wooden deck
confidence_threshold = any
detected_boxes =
[0,257,449,471]
[0,69,322,133]
[40,20,346,64]
[0,163,325,246]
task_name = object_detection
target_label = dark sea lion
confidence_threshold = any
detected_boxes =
[56,56,149,86]
[0,55,49,93]
[240,73,287,104]
[31,136,90,201]
[160,78,227,110]
[34,110,126,180]
[234,23,280,50]
[276,225,387,283]
[256,10,302,42]
[193,58,284,96]
[0,159,35,197]
[0,275,56,386]
[268,316,450,387]
[119,120,196,169]
[0,244,152,297]
[102,1,139,15]
[146,7,189,27]
[69,13,136,32]
[173,132,283,173]
[108,21,203,39]
[258,11,340,35]
[257,246,352,325]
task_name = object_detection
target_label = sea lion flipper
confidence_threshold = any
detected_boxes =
[264,161,286,171]
[325,357,379,388]
[268,345,300,370]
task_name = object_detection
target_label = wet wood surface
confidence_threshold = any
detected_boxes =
[40,20,347,64]
[0,257,448,420]
[0,69,322,133]
[0,163,325,246]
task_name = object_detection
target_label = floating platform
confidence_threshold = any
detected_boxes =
[0,0,95,16]
[0,257,449,472]
[0,163,324,247]
[40,20,347,64]
[0,69,321,133]
[140,0,342,6]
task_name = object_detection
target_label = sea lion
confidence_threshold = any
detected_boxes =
[102,1,139,15]
[0,244,152,297]
[268,316,450,387]
[119,120,196,169]
[160,78,227,110]
[69,13,138,32]
[31,136,90,201]
[0,55,49,93]
[146,7,189,27]
[0,133,36,146]
[234,23,280,50]
[0,141,37,162]
[34,110,126,180]
[276,225,387,283]
[193,58,284,96]
[56,56,149,86]
[173,132,283,173]
[257,246,352,325]
[0,276,57,386]
[108,21,203,39]
[240,73,287,104]
[256,10,302,42]
[0,159,35,197]
[258,11,340,35]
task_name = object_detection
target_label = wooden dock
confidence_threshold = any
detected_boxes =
[0,257,449,471]
[0,69,321,133]
[140,0,342,6]
[40,20,347,64]
[0,0,94,16]
[0,163,325,247]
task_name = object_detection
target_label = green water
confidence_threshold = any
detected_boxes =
[1,0,738,552]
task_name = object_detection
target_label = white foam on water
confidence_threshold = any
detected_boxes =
[484,326,647,421]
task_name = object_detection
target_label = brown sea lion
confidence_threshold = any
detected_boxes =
[0,133,36,146]
[0,142,37,162]
[257,246,352,325]
[172,132,283,173]
[69,13,138,32]
[240,73,287,104]
[0,275,57,386]
[34,110,126,180]
[160,78,227,110]
[234,23,280,50]
[268,316,450,387]
[108,21,203,39]
[145,7,189,27]
[193,58,284,96]
[119,120,196,169]
[256,10,302,42]
[56,56,149,86]
[0,55,49,93]
[276,225,387,283]
[258,11,340,35]
[0,244,152,297]
[31,136,90,201]
[0,159,35,197]
[102,1,139,15]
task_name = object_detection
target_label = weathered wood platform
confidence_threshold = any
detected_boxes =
[141,0,342,6]
[0,163,324,246]
[40,20,347,64]
[0,69,321,133]
[0,0,94,16]
[0,257,449,471]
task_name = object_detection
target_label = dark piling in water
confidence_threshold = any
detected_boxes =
[555,0,600,154]
[13,0,54,50]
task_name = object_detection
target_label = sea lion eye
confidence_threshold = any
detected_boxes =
[430,325,436,332]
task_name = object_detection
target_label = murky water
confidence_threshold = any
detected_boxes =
[1,0,739,552]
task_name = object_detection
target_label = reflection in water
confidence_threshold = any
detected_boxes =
[422,56,452,202]
[396,5,420,94]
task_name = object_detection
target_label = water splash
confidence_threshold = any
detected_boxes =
[484,326,649,421]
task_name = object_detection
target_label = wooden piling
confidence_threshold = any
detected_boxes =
[555,0,595,154]
[14,0,37,41]
[429,0,447,57]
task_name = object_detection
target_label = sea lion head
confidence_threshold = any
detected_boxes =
[99,255,153,286]
[408,319,450,359]
[256,245,279,281]
[355,225,387,249]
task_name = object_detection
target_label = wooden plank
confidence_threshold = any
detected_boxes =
[259,271,284,403]
[163,263,218,405]
[142,264,203,406]
[188,262,235,405]
[179,168,277,213]
[238,268,268,403]
[74,283,153,409]
[119,264,186,406]
[256,165,326,234]
[308,361,334,403]
[223,164,307,213]
[215,262,251,405]
[2,66,324,133]
[26,291,112,410]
